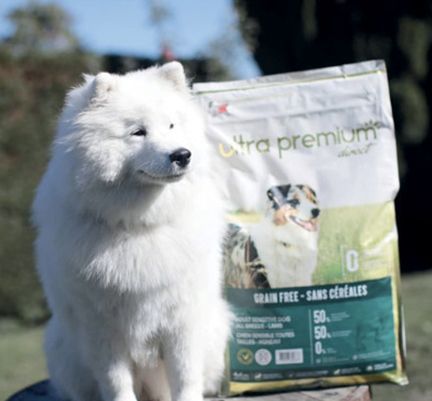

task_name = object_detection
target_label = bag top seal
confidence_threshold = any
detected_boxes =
[193,60,386,94]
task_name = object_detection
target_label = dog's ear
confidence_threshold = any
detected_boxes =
[266,189,274,200]
[301,185,318,202]
[82,73,94,84]
[277,185,292,199]
[159,61,188,92]
[83,72,118,104]
[267,185,290,209]
[92,72,118,99]
[64,73,117,110]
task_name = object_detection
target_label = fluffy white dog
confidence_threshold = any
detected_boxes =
[32,62,231,401]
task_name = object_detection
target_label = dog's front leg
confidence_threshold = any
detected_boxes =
[163,324,204,401]
[94,357,138,401]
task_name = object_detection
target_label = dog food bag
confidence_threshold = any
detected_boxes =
[193,60,407,395]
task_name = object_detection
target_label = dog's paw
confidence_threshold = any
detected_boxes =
[176,389,203,401]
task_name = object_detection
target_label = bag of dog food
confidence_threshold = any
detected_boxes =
[194,60,407,395]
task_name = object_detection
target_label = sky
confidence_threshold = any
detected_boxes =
[0,0,260,78]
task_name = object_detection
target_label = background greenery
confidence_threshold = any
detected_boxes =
[0,49,100,323]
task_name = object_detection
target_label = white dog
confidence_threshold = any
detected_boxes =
[32,62,231,401]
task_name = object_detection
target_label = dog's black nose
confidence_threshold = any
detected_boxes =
[169,148,191,168]
[311,208,320,218]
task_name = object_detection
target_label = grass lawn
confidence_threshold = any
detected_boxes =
[0,320,46,400]
[1,271,431,401]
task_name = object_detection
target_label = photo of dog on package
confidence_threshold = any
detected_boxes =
[224,184,320,289]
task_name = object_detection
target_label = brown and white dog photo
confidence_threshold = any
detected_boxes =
[224,184,320,288]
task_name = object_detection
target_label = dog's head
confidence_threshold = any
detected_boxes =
[57,62,207,189]
[266,184,320,232]
[46,62,212,227]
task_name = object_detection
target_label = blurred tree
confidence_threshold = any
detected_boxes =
[145,0,232,79]
[4,1,79,54]
[204,12,256,81]
[235,0,432,271]
[103,53,231,81]
[0,50,100,323]
[0,2,99,323]
[148,0,175,60]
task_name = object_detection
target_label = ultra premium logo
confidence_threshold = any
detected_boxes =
[218,120,381,159]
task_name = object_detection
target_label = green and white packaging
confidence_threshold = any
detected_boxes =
[194,60,407,395]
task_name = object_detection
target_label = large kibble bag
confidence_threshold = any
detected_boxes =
[194,60,407,395]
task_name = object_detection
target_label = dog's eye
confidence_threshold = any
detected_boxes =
[288,199,300,207]
[169,123,174,129]
[131,128,147,137]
